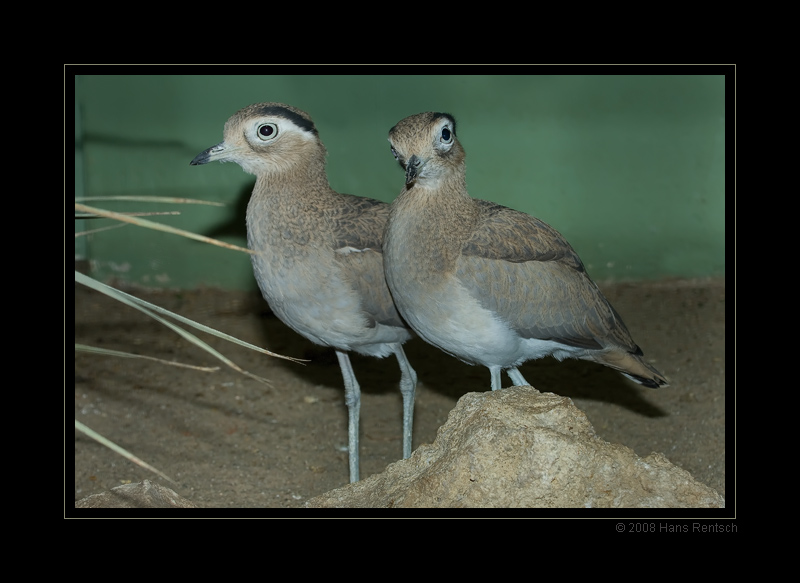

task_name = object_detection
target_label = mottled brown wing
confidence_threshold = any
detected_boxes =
[328,194,389,252]
[462,200,586,272]
[330,194,408,329]
[458,201,639,352]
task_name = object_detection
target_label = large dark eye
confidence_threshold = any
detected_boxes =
[440,126,452,143]
[257,123,278,141]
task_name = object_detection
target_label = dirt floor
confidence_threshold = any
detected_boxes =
[72,275,726,510]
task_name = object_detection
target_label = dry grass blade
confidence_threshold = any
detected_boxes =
[74,271,305,365]
[76,211,181,219]
[75,222,128,237]
[74,202,254,254]
[75,420,176,484]
[76,195,225,206]
[75,343,221,372]
[75,272,305,387]
[75,271,271,385]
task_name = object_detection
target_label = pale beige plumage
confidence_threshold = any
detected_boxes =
[383,112,667,392]
[191,103,417,482]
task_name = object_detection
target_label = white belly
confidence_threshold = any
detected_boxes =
[250,250,403,356]
[392,277,586,368]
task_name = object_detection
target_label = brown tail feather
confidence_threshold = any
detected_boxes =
[590,350,669,388]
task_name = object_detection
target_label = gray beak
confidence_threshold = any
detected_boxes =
[190,142,226,166]
[405,154,423,185]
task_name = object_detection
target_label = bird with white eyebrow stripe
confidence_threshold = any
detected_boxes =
[191,103,418,483]
[383,112,667,393]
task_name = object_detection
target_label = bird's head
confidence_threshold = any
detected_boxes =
[388,112,464,188]
[190,102,325,177]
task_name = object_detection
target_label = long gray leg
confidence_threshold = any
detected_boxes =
[335,350,360,483]
[489,366,503,391]
[507,367,530,387]
[390,344,417,459]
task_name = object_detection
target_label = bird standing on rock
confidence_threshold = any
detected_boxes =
[190,103,418,483]
[383,112,667,392]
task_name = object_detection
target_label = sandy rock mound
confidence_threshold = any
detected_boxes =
[306,386,724,508]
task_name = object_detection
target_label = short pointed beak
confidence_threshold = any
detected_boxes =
[190,142,226,166]
[405,154,423,185]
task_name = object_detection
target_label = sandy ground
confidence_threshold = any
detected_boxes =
[72,275,726,509]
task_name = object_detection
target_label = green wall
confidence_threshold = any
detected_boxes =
[74,74,725,289]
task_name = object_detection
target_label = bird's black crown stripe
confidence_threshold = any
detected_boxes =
[255,105,318,135]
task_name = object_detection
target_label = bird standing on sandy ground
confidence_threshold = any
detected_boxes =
[191,103,418,483]
[383,112,667,393]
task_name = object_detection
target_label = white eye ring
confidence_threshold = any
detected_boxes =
[257,123,278,141]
